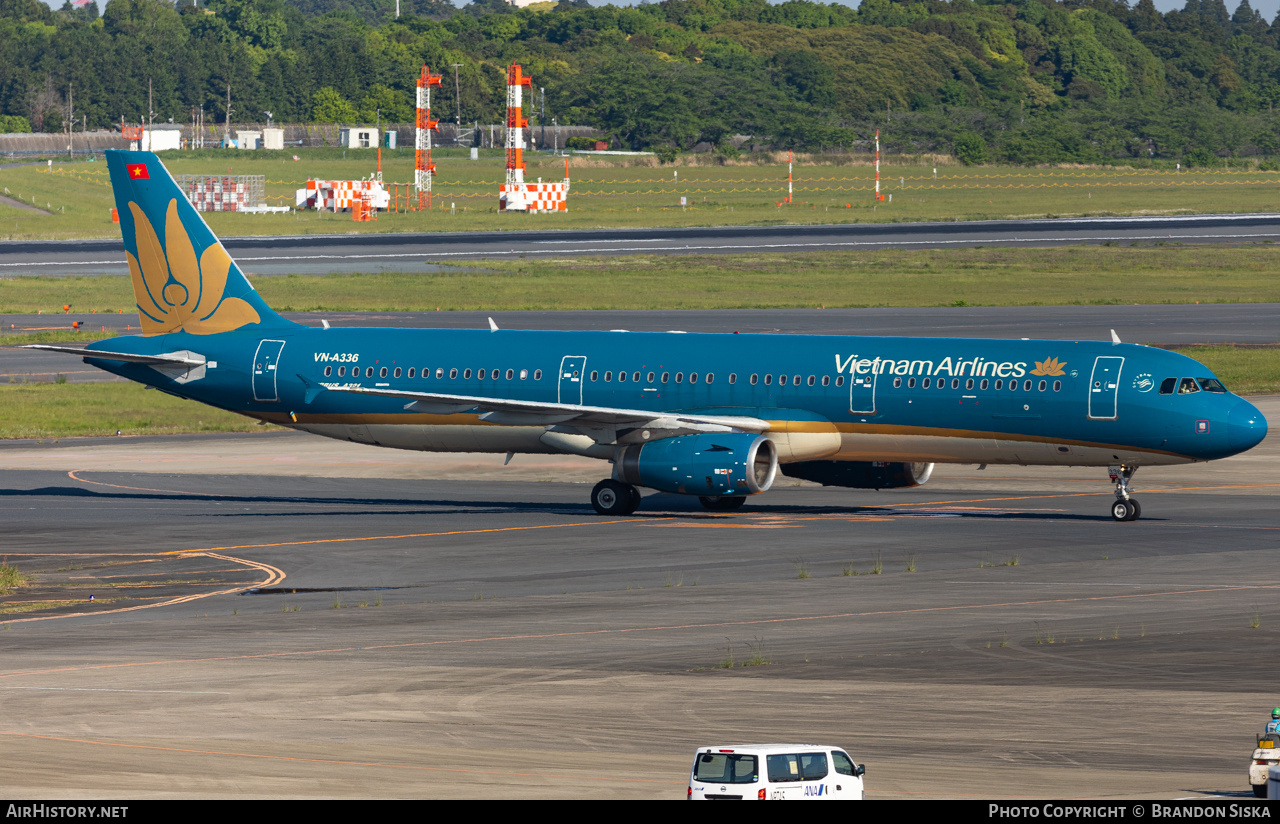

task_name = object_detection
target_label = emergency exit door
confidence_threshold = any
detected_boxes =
[558,355,587,405]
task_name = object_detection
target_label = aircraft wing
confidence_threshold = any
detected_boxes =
[21,344,206,367]
[325,385,770,441]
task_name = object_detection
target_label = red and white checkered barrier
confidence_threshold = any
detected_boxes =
[296,179,390,211]
[179,176,262,212]
[500,181,568,212]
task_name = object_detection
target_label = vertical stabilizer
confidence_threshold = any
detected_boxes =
[106,150,293,336]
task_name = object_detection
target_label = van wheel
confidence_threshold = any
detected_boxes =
[1253,784,1267,798]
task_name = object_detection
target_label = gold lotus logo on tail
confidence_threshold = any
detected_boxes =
[1031,356,1067,377]
[126,199,261,336]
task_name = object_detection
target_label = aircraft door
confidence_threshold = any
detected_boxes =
[558,355,587,405]
[252,339,286,402]
[849,367,876,415]
[1087,356,1124,420]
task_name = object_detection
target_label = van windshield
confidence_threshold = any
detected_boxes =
[695,753,758,784]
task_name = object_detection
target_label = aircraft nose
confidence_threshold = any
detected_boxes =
[1227,399,1268,453]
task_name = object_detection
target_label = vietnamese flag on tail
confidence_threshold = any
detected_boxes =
[125,163,149,180]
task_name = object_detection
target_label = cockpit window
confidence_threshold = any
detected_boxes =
[1159,378,1176,395]
[1177,377,1200,394]
[1197,378,1226,393]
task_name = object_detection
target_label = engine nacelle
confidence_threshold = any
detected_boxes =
[615,433,778,497]
[781,460,934,490]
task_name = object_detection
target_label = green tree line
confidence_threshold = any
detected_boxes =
[3,0,1280,164]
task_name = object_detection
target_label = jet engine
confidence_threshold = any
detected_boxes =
[781,460,934,490]
[615,433,778,497]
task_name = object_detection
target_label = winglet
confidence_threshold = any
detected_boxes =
[1110,329,1122,344]
[488,317,499,332]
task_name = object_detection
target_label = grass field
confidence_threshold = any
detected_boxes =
[1,345,1273,439]
[3,245,1279,316]
[3,149,1280,240]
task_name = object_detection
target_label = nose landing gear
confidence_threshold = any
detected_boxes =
[1108,464,1141,521]
[591,479,642,515]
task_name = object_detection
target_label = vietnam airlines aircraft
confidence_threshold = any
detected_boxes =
[29,151,1269,521]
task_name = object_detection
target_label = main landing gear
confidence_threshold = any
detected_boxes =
[1108,464,1141,521]
[591,479,642,516]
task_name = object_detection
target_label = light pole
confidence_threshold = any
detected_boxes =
[451,63,463,145]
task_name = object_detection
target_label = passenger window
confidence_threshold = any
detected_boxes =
[674,372,682,383]
[1198,378,1226,393]
[908,377,916,388]
[491,368,498,379]
[437,368,444,379]
[695,753,758,785]
[590,371,598,381]
[793,375,801,385]
[832,751,856,777]
[750,374,758,385]
[534,370,542,380]
[893,377,902,388]
[450,368,458,379]
[647,372,655,383]
[1159,377,1176,395]
[379,367,387,378]
[689,373,698,384]
[463,369,472,379]
[965,378,974,390]
[661,372,669,383]
[617,371,626,383]
[922,378,930,388]
[994,379,1002,390]
[1038,380,1047,391]
[764,374,773,385]
[980,379,988,390]
[951,379,959,389]
[778,375,786,386]
[506,369,514,380]
[324,366,332,377]
[478,369,485,380]
[767,754,802,783]
[632,371,641,382]
[822,375,830,387]
[394,367,402,378]
[706,373,714,384]
[728,373,736,384]
[808,375,815,386]
[1053,380,1061,392]
[800,752,828,780]
[604,371,611,382]
[337,366,345,377]
[835,376,844,387]
[1024,379,1032,391]
[408,368,415,379]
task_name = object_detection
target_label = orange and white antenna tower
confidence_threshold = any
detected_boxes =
[874,129,885,202]
[503,64,533,211]
[415,65,443,209]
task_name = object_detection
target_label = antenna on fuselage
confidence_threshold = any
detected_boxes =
[1110,329,1122,344]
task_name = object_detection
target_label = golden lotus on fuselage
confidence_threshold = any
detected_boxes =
[126,199,260,336]
[1030,356,1066,377]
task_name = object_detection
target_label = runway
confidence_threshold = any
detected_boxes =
[5,212,1280,276]
[0,397,1276,798]
[4,303,1278,386]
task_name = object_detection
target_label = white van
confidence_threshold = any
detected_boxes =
[687,744,866,800]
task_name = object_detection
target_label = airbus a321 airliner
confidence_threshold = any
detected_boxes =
[29,151,1269,520]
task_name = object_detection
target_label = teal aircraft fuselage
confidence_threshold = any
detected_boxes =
[31,150,1269,521]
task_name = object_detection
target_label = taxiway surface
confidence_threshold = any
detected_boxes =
[6,213,1280,276]
[0,398,1276,799]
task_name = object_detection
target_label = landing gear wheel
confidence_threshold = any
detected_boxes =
[592,479,639,516]
[1253,784,1268,799]
[1110,499,1140,521]
[699,496,746,512]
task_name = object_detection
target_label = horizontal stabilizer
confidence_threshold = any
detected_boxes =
[22,344,205,367]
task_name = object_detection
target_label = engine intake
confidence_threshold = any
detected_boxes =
[615,433,778,496]
[781,460,934,490]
